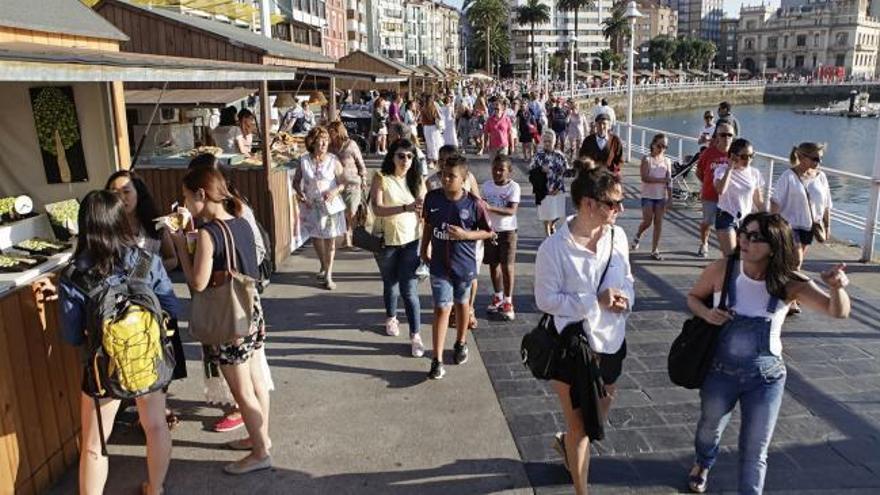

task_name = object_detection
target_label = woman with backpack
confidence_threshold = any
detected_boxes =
[170,167,272,475]
[59,190,179,495]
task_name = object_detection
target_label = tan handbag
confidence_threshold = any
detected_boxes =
[189,220,257,346]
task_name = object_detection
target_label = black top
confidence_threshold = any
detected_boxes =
[202,218,258,279]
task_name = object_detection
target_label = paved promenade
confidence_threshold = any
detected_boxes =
[50,153,880,494]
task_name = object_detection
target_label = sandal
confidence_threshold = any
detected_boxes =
[651,251,663,261]
[687,465,708,493]
[165,411,180,430]
[468,310,478,330]
[552,432,570,472]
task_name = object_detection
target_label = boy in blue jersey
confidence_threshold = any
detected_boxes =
[421,155,494,379]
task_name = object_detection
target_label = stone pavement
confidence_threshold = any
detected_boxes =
[49,152,880,494]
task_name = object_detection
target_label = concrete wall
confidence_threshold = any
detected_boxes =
[576,85,765,117]
[763,83,880,104]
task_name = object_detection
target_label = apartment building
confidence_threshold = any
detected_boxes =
[635,0,678,67]
[667,0,722,43]
[324,0,347,58]
[271,0,326,54]
[716,17,737,70]
[345,0,369,52]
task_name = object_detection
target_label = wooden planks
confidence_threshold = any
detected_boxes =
[0,276,82,494]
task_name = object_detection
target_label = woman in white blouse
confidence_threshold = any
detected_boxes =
[534,168,635,495]
[714,138,765,256]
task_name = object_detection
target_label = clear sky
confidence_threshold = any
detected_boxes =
[446,0,780,20]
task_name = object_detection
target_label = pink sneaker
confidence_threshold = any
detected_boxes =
[486,295,503,314]
[213,414,244,433]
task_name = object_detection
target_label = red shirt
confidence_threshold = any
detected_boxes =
[697,147,728,201]
[484,115,511,149]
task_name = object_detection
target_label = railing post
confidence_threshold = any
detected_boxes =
[677,139,683,164]
[641,129,646,153]
[862,122,880,261]
[766,159,775,212]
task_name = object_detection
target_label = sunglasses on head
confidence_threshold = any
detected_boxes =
[395,152,414,160]
[737,228,768,243]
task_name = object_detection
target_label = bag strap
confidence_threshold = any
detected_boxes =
[215,219,239,274]
[597,227,616,292]
[795,171,817,224]
[718,254,737,311]
[130,249,152,283]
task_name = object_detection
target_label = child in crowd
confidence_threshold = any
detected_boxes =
[481,155,521,321]
[421,155,494,379]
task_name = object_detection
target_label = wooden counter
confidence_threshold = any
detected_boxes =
[0,275,82,495]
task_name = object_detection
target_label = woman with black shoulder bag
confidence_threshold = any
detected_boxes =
[533,168,635,495]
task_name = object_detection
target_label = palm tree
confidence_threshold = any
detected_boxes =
[557,0,594,70]
[602,1,630,54]
[467,0,508,74]
[515,0,551,79]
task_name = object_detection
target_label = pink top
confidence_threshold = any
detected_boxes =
[484,115,511,149]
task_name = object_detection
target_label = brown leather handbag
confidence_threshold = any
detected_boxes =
[189,220,256,346]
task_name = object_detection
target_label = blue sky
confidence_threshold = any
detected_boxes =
[446,0,780,19]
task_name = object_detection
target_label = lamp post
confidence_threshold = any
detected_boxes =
[625,0,643,162]
[609,61,614,89]
[737,61,742,82]
[570,34,577,99]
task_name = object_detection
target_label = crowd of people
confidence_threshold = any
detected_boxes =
[53,80,851,495]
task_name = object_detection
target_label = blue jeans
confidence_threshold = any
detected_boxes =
[694,315,786,495]
[374,240,421,335]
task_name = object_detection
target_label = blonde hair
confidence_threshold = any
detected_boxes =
[326,120,349,141]
[305,126,330,154]
[789,142,826,166]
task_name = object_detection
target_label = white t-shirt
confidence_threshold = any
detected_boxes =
[714,164,765,219]
[771,168,832,230]
[698,124,715,143]
[480,180,521,232]
[212,125,243,154]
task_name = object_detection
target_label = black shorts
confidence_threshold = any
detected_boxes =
[793,228,814,246]
[483,230,518,265]
[552,339,627,386]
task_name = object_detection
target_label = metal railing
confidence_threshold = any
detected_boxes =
[570,80,766,99]
[615,121,880,261]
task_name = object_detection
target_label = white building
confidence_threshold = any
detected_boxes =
[374,0,406,61]
[509,0,611,78]
[346,0,369,52]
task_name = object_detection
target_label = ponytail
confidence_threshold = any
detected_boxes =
[789,146,800,167]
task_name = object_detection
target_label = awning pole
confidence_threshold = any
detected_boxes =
[130,81,168,170]
[261,80,272,176]
[329,76,337,122]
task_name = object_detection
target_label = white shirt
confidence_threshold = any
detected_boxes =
[480,180,521,232]
[698,124,715,144]
[714,164,765,219]
[534,220,635,353]
[771,168,832,230]
[212,125,243,154]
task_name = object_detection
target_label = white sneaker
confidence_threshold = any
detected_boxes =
[411,333,425,357]
[385,317,400,337]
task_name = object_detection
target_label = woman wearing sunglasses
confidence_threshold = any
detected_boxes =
[713,138,766,256]
[370,139,427,357]
[770,142,832,313]
[685,212,850,494]
[632,133,672,260]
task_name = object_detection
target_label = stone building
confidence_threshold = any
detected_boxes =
[509,0,611,77]
[716,17,738,70]
[736,0,880,78]
[635,0,679,68]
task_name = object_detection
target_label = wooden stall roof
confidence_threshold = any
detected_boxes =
[0,42,298,82]
[337,50,418,76]
[94,0,335,69]
[1,0,128,42]
[125,87,255,106]
[418,64,446,79]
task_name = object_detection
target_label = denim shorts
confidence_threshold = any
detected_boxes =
[701,200,718,224]
[430,275,471,308]
[641,198,667,209]
[714,210,738,231]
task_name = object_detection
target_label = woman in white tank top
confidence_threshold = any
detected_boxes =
[632,134,672,260]
[684,212,851,494]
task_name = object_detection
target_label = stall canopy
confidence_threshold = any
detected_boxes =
[337,50,418,77]
[124,87,254,106]
[0,42,298,82]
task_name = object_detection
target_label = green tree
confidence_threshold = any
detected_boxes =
[557,0,594,67]
[648,36,676,68]
[601,1,630,54]
[670,37,717,70]
[466,0,509,74]
[469,21,511,73]
[515,0,552,79]
[597,48,623,70]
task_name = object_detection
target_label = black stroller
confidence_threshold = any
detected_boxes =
[339,103,372,153]
[670,148,703,207]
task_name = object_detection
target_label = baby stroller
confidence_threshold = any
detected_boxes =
[670,149,702,208]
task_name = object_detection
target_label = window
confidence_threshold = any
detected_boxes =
[836,33,848,46]
[795,55,804,67]
[768,37,778,49]
[767,56,776,68]
[796,35,806,47]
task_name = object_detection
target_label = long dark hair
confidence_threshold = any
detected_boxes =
[381,139,422,197]
[75,190,135,277]
[735,212,807,300]
[182,167,244,217]
[105,170,161,240]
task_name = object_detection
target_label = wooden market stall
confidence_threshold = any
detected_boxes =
[337,50,420,98]
[0,2,300,493]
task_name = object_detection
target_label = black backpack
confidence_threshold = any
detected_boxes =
[63,250,176,454]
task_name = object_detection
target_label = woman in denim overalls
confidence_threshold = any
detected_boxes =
[685,212,851,494]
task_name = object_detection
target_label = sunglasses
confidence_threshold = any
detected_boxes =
[737,152,755,161]
[718,132,734,138]
[596,198,624,210]
[654,143,668,149]
[804,154,822,163]
[737,229,768,243]
[395,152,414,160]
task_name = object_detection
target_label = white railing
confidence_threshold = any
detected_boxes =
[615,121,880,261]
[570,80,765,99]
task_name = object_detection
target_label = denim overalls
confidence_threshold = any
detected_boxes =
[694,267,787,495]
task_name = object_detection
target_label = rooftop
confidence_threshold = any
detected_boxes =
[0,0,128,42]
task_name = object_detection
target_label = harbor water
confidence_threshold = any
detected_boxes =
[635,103,879,250]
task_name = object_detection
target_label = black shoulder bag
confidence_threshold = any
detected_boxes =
[521,228,615,380]
[667,254,737,389]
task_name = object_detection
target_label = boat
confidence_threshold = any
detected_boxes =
[795,91,880,118]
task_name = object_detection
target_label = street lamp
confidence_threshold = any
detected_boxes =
[609,61,614,89]
[737,61,742,82]
[625,0,643,162]
[569,34,578,99]
[542,45,549,93]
